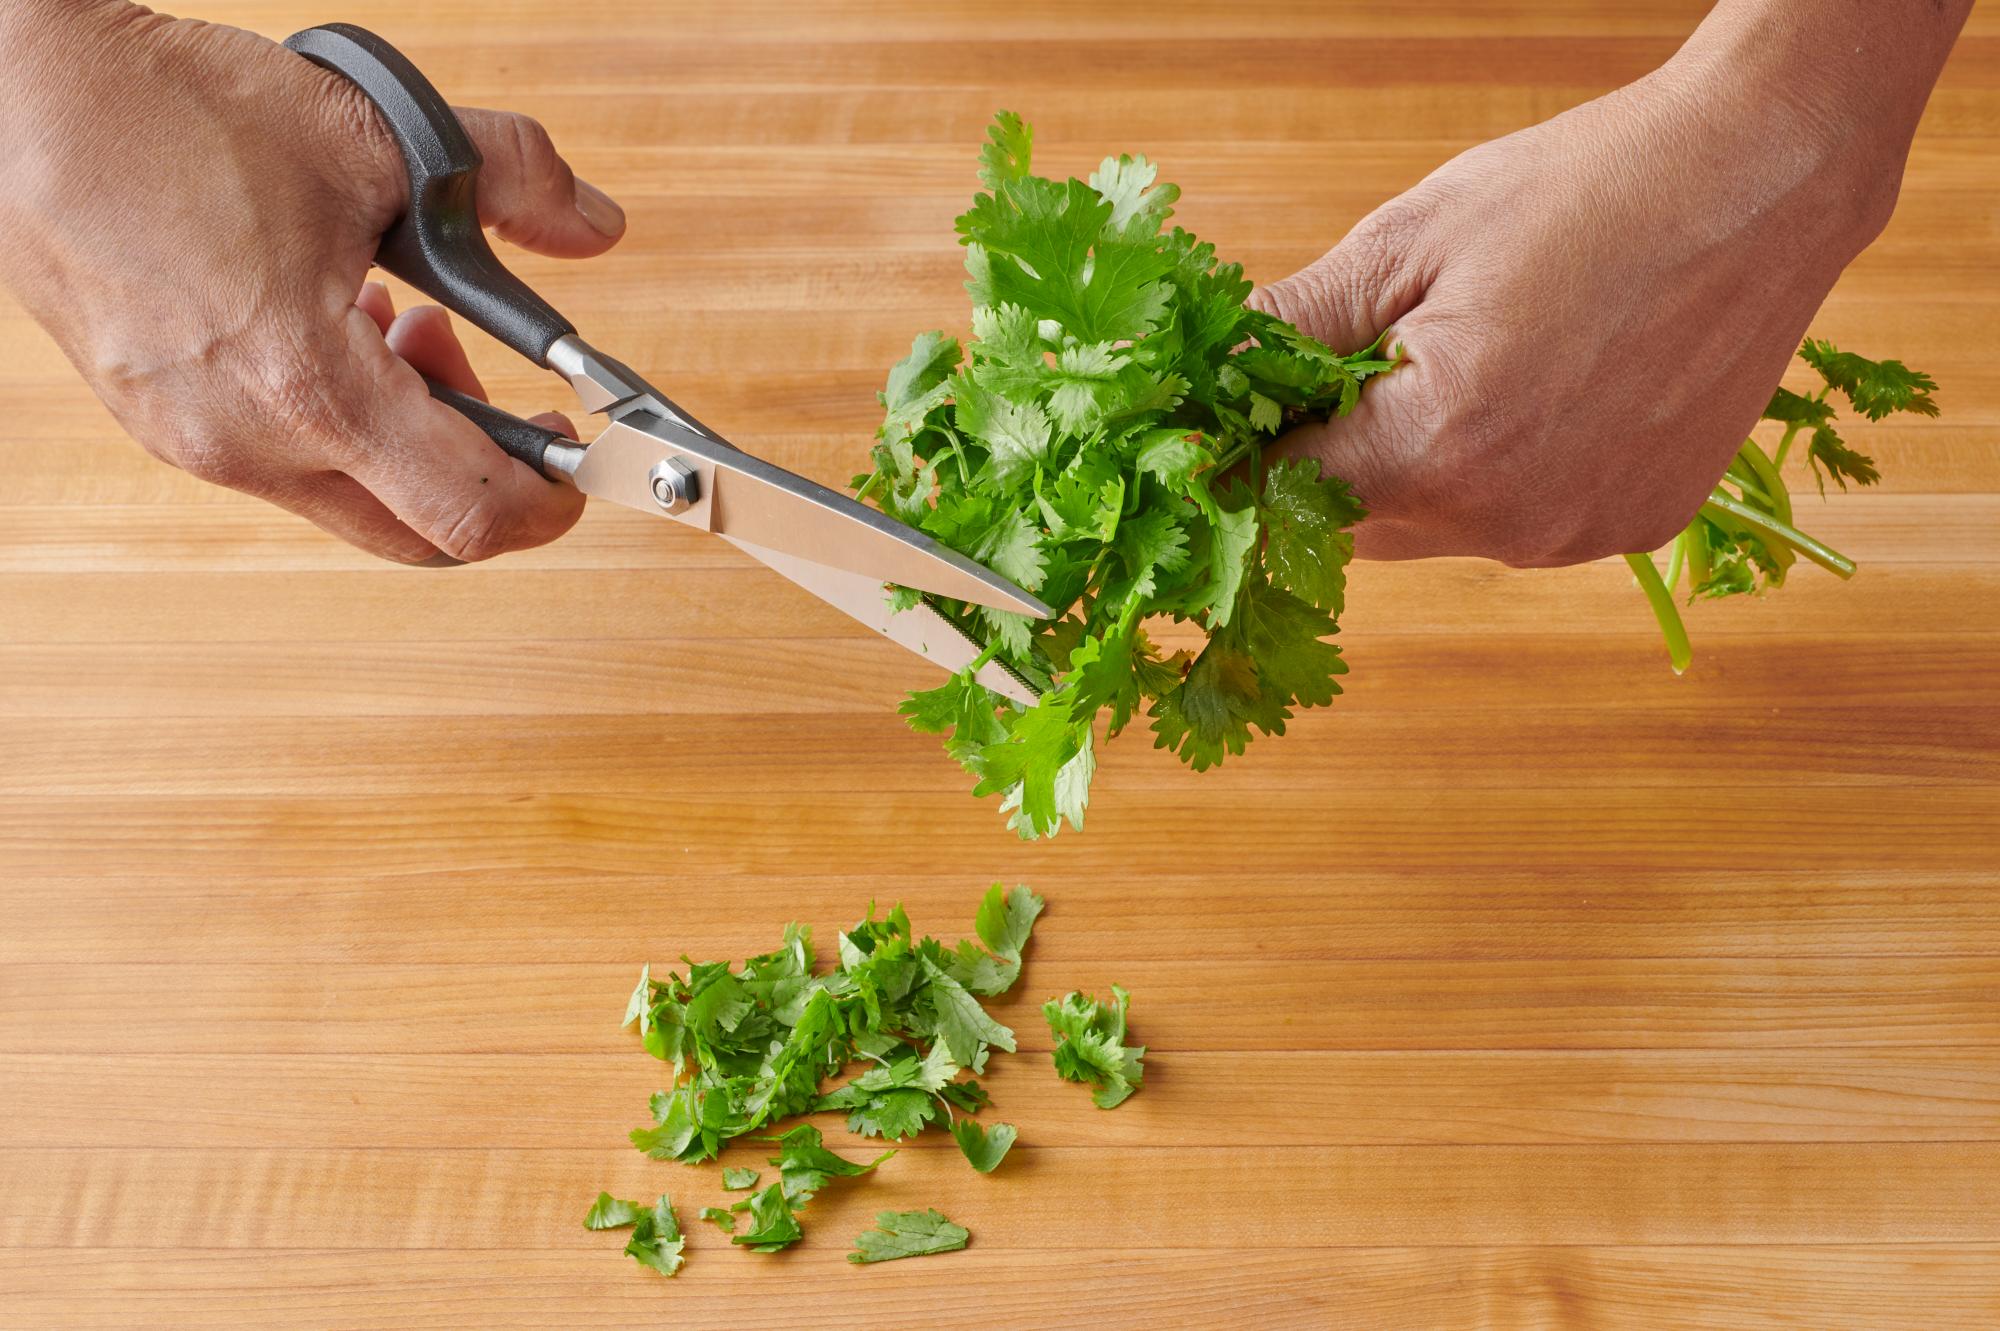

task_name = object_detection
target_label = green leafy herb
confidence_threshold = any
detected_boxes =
[848,1209,972,1264]
[1630,341,1941,672]
[733,1182,803,1252]
[582,1192,647,1231]
[1044,986,1146,1109]
[859,112,1395,838]
[586,1193,685,1278]
[698,1206,736,1234]
[948,1116,1018,1173]
[615,887,1045,1257]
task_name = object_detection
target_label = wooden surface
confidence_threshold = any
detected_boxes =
[4,2,1998,1327]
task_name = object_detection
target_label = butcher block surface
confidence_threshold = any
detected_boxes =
[3,2,1998,1326]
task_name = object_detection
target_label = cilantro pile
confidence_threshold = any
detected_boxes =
[1626,340,1939,670]
[588,885,1146,1278]
[857,112,1396,839]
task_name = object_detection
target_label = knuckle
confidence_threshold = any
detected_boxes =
[430,497,514,564]
[503,113,561,180]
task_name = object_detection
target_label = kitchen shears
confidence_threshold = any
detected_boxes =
[284,24,1047,703]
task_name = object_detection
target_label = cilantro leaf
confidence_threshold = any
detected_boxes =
[949,1117,1018,1173]
[623,1195,685,1277]
[1801,338,1939,420]
[856,114,1397,836]
[698,1206,736,1234]
[721,1167,759,1191]
[732,1182,802,1252]
[848,1210,971,1264]
[770,1124,894,1206]
[973,882,1044,986]
[583,1192,647,1231]
[1044,986,1147,1109]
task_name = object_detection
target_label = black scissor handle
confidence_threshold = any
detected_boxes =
[285,23,576,367]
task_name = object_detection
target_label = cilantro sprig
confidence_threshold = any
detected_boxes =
[1627,341,1940,671]
[858,113,1396,839]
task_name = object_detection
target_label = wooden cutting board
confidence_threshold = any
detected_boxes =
[3,2,1997,1325]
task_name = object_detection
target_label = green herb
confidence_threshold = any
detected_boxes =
[848,1209,972,1264]
[1044,985,1146,1109]
[948,1116,1018,1173]
[617,885,1043,1254]
[697,1206,736,1234]
[733,1182,803,1252]
[1630,341,1940,671]
[858,112,1394,839]
[583,1193,685,1278]
[582,1192,647,1231]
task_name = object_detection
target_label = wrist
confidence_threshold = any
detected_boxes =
[1654,1,1959,253]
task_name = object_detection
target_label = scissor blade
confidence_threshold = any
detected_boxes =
[722,535,1040,706]
[571,415,1053,618]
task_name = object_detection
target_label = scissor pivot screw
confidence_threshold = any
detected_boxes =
[649,458,699,514]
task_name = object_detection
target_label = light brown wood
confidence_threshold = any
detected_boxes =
[3,2,1997,1326]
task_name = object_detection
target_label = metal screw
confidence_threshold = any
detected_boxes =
[648,458,699,514]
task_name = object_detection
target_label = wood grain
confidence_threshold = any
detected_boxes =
[2,1,1998,1327]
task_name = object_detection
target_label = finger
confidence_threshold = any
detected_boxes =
[314,305,586,562]
[1247,200,1434,355]
[1265,305,1444,562]
[527,410,578,440]
[453,106,626,258]
[384,305,487,399]
[355,281,396,335]
[264,468,444,566]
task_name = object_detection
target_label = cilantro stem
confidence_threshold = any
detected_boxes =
[1773,423,1803,469]
[1733,440,1792,527]
[1623,552,1691,675]
[1661,531,1686,594]
[1701,490,1854,578]
[854,471,883,505]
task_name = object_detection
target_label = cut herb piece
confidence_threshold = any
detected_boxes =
[771,1124,895,1207]
[582,1192,647,1231]
[721,1167,760,1191]
[948,1117,1018,1173]
[857,113,1394,838]
[848,1209,972,1264]
[623,1195,685,1278]
[698,1206,736,1234]
[1044,985,1146,1109]
[732,1182,804,1253]
[1632,341,1940,670]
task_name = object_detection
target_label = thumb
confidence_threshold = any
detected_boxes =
[1248,204,1431,355]
[454,107,627,258]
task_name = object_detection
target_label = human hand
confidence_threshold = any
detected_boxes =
[0,2,625,563]
[1256,0,1968,566]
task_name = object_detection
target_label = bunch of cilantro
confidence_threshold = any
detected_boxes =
[611,886,1043,1261]
[856,113,1397,839]
[1625,339,1940,671]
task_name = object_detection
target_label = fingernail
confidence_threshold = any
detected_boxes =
[574,178,626,237]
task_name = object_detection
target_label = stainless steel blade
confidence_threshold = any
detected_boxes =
[567,414,1053,619]
[720,535,1040,706]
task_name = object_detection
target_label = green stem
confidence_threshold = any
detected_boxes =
[1624,552,1692,676]
[1661,530,1686,594]
[1701,490,1854,578]
[1733,439,1792,527]
[853,471,883,505]
[1772,422,1803,469]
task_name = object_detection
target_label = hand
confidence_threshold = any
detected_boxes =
[0,2,626,563]
[1256,0,1969,566]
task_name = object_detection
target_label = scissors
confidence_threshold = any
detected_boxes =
[284,24,1047,703]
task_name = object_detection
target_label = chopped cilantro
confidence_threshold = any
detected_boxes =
[582,1193,684,1278]
[1044,986,1146,1109]
[721,1167,759,1191]
[848,1209,971,1264]
[948,1117,1018,1173]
